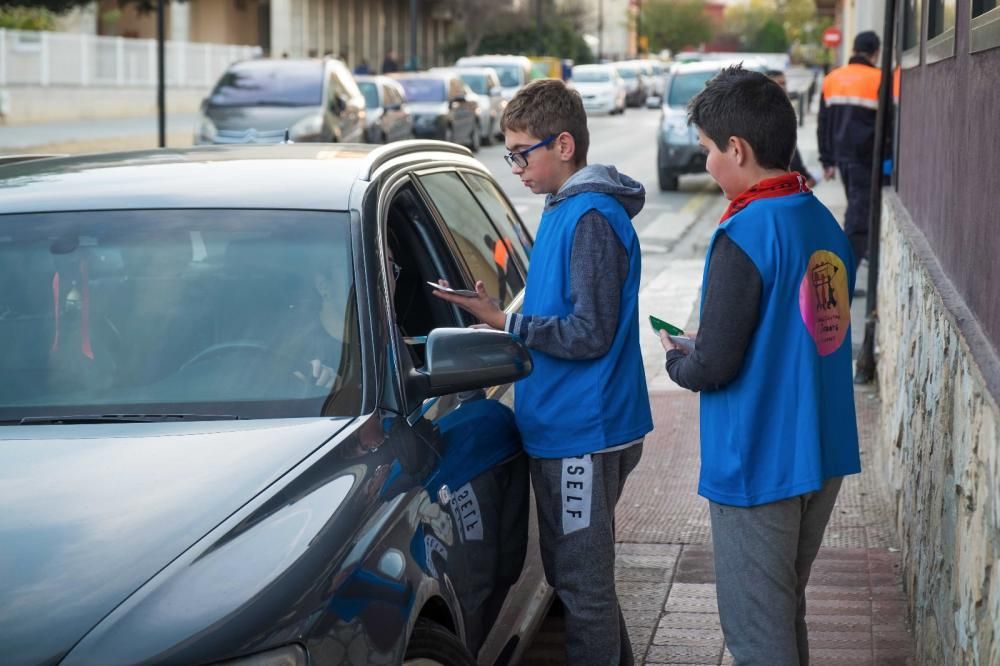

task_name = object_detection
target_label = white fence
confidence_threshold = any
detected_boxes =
[0,29,262,88]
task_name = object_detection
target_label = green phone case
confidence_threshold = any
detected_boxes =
[649,315,684,336]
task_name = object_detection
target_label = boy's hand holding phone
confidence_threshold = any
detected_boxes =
[429,279,506,330]
[650,315,695,354]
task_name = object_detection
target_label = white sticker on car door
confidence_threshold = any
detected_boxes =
[449,482,484,542]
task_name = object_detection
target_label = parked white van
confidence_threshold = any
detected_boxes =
[454,55,533,102]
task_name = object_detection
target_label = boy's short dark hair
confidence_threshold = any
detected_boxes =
[500,79,589,166]
[687,66,797,172]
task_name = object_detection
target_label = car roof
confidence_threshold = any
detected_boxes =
[0,143,478,214]
[670,58,764,74]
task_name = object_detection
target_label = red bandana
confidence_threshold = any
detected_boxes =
[719,172,810,224]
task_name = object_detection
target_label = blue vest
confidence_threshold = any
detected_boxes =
[516,191,653,458]
[699,193,861,506]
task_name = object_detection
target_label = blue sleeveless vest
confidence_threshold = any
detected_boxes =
[516,191,652,458]
[699,193,861,506]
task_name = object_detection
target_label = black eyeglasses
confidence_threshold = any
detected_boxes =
[503,135,557,168]
[389,261,402,280]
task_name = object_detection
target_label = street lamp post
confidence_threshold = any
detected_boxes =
[409,0,417,71]
[156,0,165,147]
[535,0,543,55]
[597,0,603,61]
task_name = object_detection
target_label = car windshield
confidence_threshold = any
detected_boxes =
[357,81,380,108]
[0,209,361,421]
[616,66,638,79]
[397,78,446,102]
[459,73,489,94]
[667,71,718,107]
[484,65,522,88]
[573,70,611,83]
[208,61,323,107]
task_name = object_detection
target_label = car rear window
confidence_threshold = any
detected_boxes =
[357,81,380,108]
[397,78,446,102]
[459,74,489,94]
[208,60,324,107]
[573,70,611,83]
[0,209,361,420]
[667,71,718,107]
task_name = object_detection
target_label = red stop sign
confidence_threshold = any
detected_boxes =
[822,26,842,48]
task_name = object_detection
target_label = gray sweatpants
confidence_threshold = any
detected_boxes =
[710,476,844,666]
[530,442,643,666]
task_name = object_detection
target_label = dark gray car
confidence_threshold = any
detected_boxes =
[355,74,415,144]
[196,58,366,144]
[0,142,549,666]
[391,72,479,152]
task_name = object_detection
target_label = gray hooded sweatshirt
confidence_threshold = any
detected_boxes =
[505,164,645,360]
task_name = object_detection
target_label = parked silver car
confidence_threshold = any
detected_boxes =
[196,57,366,144]
[355,74,414,144]
[434,66,504,145]
[391,72,480,151]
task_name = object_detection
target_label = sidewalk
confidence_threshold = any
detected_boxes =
[0,112,198,154]
[528,115,914,665]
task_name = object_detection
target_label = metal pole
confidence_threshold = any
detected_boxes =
[597,0,603,61]
[854,0,897,384]
[409,0,417,71]
[535,0,543,55]
[157,0,166,147]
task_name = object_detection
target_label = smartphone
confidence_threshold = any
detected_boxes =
[426,281,478,298]
[668,335,695,353]
[649,315,684,336]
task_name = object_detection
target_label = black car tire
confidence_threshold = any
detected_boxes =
[658,167,679,191]
[402,618,476,666]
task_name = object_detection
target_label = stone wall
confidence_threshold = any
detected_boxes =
[876,192,1000,665]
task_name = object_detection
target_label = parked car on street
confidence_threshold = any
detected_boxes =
[656,59,765,190]
[433,66,504,145]
[568,63,627,115]
[354,74,414,143]
[454,55,533,104]
[390,72,480,151]
[0,141,549,666]
[613,61,648,107]
[196,57,366,145]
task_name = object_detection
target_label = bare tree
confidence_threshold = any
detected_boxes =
[449,0,516,55]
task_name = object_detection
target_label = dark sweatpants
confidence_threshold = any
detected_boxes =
[530,443,643,666]
[838,160,872,264]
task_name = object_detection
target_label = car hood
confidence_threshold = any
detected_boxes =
[0,417,351,665]
[205,104,319,131]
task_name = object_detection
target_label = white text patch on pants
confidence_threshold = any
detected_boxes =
[449,482,483,542]
[561,455,593,534]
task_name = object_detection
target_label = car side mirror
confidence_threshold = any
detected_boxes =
[411,327,532,398]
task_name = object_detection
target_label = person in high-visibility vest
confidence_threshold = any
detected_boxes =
[817,30,883,265]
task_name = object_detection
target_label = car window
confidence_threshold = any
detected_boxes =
[573,69,611,83]
[397,78,446,102]
[208,60,323,107]
[459,73,489,94]
[462,173,531,274]
[358,81,380,108]
[0,209,361,420]
[417,172,524,308]
[667,70,718,107]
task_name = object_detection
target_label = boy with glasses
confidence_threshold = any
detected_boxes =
[432,78,651,665]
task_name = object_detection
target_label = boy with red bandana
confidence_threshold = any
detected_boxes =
[661,66,861,665]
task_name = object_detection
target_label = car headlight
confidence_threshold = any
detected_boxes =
[661,115,690,142]
[196,116,217,144]
[289,113,323,140]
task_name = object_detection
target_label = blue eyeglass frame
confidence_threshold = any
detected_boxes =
[503,135,557,168]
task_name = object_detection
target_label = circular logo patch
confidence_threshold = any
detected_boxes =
[798,250,850,356]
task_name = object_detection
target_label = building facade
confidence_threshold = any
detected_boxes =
[872,1,1000,664]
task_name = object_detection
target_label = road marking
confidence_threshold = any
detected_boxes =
[638,259,704,392]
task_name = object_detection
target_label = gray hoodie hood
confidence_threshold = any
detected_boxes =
[544,164,646,219]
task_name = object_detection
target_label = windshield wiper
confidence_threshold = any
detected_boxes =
[17,413,241,425]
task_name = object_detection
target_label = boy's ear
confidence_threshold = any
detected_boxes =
[728,136,756,167]
[556,131,576,163]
